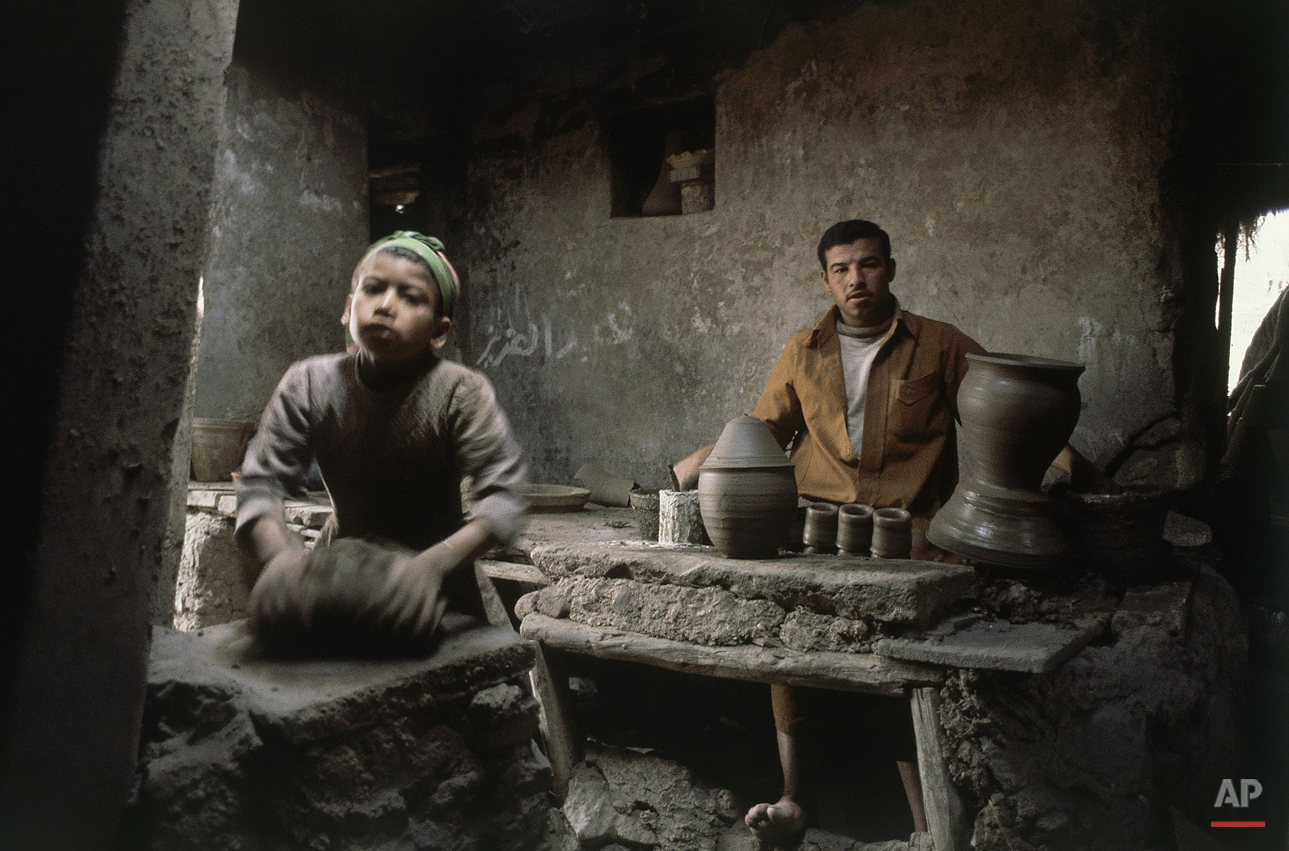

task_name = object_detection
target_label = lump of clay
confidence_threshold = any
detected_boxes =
[249,537,441,658]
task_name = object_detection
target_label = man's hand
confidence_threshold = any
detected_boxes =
[672,444,714,491]
[1052,445,1121,494]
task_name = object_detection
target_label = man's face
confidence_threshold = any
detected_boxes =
[342,252,449,363]
[820,238,897,327]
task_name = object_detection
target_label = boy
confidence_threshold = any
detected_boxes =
[236,231,528,650]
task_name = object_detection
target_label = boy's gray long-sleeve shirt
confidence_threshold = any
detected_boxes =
[236,352,529,550]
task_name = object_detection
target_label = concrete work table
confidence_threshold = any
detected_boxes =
[493,505,1187,851]
[502,509,993,851]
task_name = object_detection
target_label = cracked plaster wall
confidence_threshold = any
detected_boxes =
[193,57,367,423]
[454,0,1195,491]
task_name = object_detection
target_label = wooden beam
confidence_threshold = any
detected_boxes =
[528,645,581,800]
[473,565,513,629]
[911,687,971,851]
[519,614,941,697]
[478,559,547,585]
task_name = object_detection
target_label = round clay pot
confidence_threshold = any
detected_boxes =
[698,416,797,558]
[871,507,913,559]
[1066,489,1171,583]
[837,503,874,555]
[803,503,838,553]
[927,353,1084,568]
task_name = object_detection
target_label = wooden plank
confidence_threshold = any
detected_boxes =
[519,614,941,697]
[528,644,581,800]
[477,559,548,585]
[911,687,971,851]
[473,565,514,629]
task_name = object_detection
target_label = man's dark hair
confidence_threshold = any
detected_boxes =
[817,220,892,268]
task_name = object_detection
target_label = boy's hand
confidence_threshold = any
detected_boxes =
[249,544,311,632]
[378,543,457,638]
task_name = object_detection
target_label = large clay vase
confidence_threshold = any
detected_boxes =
[927,353,1085,568]
[698,416,797,558]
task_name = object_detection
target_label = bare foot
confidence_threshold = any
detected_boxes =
[745,797,805,842]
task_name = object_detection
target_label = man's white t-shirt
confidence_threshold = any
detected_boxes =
[835,318,893,458]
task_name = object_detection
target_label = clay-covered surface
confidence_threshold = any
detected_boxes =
[146,616,535,746]
[123,617,548,850]
[876,614,1112,675]
[529,542,978,624]
[492,504,642,561]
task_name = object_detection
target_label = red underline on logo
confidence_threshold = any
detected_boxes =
[1211,821,1265,828]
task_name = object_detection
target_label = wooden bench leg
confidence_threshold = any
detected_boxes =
[473,564,513,629]
[530,644,582,800]
[910,686,971,851]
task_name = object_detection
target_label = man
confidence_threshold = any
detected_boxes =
[674,219,1093,840]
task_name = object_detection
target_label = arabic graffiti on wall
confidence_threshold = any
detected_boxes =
[475,304,633,369]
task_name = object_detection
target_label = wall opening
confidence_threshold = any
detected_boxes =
[606,98,715,218]
[1221,209,1289,393]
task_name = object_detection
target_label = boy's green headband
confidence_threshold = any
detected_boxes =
[359,231,461,317]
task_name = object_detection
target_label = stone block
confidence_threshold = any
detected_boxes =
[780,609,873,653]
[521,614,941,696]
[174,510,257,630]
[875,613,1111,674]
[468,683,542,748]
[556,576,786,646]
[531,542,976,625]
[1112,578,1193,638]
[126,616,546,850]
[563,744,739,851]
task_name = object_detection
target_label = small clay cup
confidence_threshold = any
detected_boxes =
[836,503,874,556]
[871,507,913,559]
[630,488,661,541]
[802,503,839,554]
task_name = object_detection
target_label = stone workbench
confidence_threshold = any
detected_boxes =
[501,509,1239,851]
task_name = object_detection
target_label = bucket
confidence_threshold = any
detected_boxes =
[190,418,255,482]
[1066,489,1171,583]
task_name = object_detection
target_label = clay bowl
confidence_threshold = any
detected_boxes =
[517,484,592,512]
